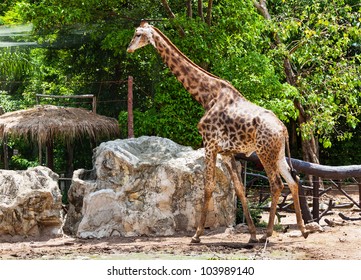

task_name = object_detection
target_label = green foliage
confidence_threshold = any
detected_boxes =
[0,0,24,24]
[0,48,32,108]
[0,91,23,111]
[0,48,32,81]
[268,0,361,148]
[321,125,361,165]
[119,85,204,148]
[236,200,264,226]
[2,136,38,170]
[214,52,299,122]
[10,154,38,169]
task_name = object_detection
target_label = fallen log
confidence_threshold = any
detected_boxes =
[236,152,361,180]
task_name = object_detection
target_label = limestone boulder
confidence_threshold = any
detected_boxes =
[64,136,235,238]
[0,166,63,237]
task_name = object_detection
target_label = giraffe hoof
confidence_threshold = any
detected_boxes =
[302,230,310,239]
[248,238,259,244]
[259,235,269,243]
[259,233,272,243]
[191,236,201,244]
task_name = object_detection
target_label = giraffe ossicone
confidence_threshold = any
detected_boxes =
[127,21,309,243]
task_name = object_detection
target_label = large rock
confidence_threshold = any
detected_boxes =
[64,136,235,238]
[0,166,63,237]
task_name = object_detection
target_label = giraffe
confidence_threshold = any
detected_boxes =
[127,21,309,243]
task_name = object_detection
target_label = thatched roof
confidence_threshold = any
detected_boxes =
[0,105,120,146]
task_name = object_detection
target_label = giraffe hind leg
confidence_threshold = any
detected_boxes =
[259,170,284,242]
[278,158,309,239]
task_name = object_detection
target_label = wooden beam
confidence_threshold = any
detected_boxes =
[36,94,94,99]
[36,94,97,112]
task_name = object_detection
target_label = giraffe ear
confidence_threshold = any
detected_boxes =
[140,20,149,27]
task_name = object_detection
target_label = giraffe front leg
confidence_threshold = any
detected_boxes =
[191,185,214,243]
[191,150,217,244]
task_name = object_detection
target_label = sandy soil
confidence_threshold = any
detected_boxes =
[1,195,361,260]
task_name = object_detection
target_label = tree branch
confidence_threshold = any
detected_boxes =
[161,0,176,19]
[252,0,271,20]
[160,0,186,37]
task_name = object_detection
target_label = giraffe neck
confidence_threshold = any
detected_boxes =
[150,26,237,109]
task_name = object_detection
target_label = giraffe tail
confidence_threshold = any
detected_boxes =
[285,134,298,181]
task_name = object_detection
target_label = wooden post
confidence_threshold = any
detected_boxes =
[359,181,361,207]
[38,141,42,166]
[3,135,8,169]
[46,139,54,170]
[66,142,74,178]
[355,178,361,207]
[92,95,97,113]
[128,76,134,138]
[312,176,320,221]
[298,182,313,223]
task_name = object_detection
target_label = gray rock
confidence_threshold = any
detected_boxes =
[0,166,63,237]
[64,136,235,238]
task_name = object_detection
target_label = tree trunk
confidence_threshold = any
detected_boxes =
[186,0,193,18]
[198,0,204,21]
[161,0,175,19]
[206,0,214,26]
[252,0,271,20]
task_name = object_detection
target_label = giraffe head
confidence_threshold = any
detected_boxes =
[127,21,155,53]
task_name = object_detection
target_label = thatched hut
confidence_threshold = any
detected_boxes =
[0,105,120,171]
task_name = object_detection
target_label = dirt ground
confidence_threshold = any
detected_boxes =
[1,193,361,260]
